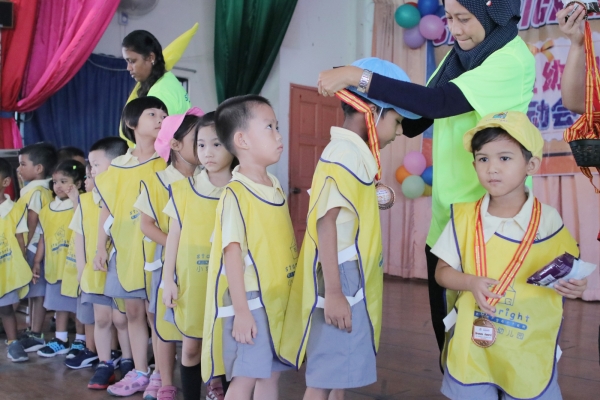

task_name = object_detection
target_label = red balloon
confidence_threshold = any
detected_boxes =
[407,1,418,7]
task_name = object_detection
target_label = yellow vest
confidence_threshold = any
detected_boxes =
[78,193,107,294]
[170,177,219,338]
[17,186,53,243]
[0,202,31,299]
[39,204,75,285]
[279,160,383,369]
[201,180,298,382]
[61,233,79,298]
[444,200,579,399]
[95,157,166,292]
[141,171,182,342]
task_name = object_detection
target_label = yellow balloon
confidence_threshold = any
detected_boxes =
[423,184,432,197]
[120,23,200,146]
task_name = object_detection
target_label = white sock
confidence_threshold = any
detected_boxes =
[55,331,68,342]
[136,368,150,376]
[75,334,86,342]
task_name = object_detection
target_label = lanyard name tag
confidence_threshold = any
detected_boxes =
[472,316,497,348]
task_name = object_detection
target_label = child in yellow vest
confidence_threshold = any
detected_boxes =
[201,95,297,400]
[94,96,168,397]
[279,58,420,399]
[34,160,85,357]
[133,107,203,400]
[162,112,235,400]
[0,159,32,363]
[74,138,132,388]
[433,111,588,400]
[16,143,57,352]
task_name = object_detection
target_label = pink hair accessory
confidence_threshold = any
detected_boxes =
[154,107,204,161]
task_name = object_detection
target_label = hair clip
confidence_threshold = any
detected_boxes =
[73,165,77,170]
[486,0,492,5]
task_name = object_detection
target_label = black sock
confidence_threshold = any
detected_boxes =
[180,363,201,400]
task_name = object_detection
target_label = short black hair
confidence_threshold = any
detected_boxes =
[169,115,202,165]
[471,127,533,161]
[89,137,129,160]
[214,95,272,155]
[0,158,13,181]
[120,96,168,144]
[341,93,391,119]
[52,160,86,192]
[18,143,58,178]
[57,146,85,162]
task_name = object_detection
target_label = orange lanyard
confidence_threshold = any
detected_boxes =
[474,196,541,307]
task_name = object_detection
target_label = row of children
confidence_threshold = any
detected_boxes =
[0,57,589,400]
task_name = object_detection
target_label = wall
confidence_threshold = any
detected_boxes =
[94,0,374,189]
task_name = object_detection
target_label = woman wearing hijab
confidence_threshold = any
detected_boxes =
[318,0,534,354]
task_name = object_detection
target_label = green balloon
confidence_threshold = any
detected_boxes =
[402,175,425,199]
[395,4,421,29]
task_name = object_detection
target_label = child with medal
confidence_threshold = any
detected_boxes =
[432,111,588,400]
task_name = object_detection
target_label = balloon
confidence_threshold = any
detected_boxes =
[402,176,426,199]
[395,166,412,184]
[395,4,421,29]
[418,0,440,16]
[435,4,446,17]
[404,151,427,175]
[407,1,418,7]
[404,26,426,49]
[421,165,433,186]
[419,15,445,40]
[423,184,432,197]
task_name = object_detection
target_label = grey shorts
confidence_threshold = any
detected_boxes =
[222,291,291,381]
[147,268,161,314]
[103,253,146,300]
[305,260,377,389]
[25,248,46,299]
[43,282,77,313]
[76,296,95,325]
[0,289,20,307]
[441,366,562,400]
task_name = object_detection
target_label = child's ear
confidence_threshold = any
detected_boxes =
[2,176,11,189]
[233,131,249,151]
[34,164,44,176]
[170,138,182,151]
[526,156,541,176]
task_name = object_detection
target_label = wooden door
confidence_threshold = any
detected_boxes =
[288,84,345,246]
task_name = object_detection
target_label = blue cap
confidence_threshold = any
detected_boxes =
[347,57,420,120]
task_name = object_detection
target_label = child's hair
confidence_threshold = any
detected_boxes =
[214,95,272,155]
[120,96,168,144]
[341,93,390,119]
[471,127,533,162]
[122,30,166,98]
[195,111,240,171]
[52,160,86,192]
[169,115,202,165]
[18,143,58,178]
[0,158,13,181]
[89,137,129,160]
[57,146,85,162]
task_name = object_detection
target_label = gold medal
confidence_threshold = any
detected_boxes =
[472,315,497,348]
[376,182,395,210]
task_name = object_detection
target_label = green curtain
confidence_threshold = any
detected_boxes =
[214,0,298,103]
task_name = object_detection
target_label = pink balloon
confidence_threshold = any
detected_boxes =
[403,26,426,49]
[419,14,445,41]
[404,151,427,175]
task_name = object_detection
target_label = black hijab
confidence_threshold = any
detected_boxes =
[428,0,521,88]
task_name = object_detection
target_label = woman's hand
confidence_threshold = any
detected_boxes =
[557,4,586,47]
[466,275,502,316]
[555,278,587,299]
[318,66,363,96]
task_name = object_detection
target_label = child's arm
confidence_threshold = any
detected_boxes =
[555,278,588,299]
[435,259,501,316]
[16,233,26,258]
[75,233,86,282]
[224,242,257,345]
[32,234,45,284]
[93,204,110,272]
[26,210,39,247]
[140,213,167,247]
[318,207,352,333]
[162,219,181,308]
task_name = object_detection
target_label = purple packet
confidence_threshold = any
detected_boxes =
[527,253,576,287]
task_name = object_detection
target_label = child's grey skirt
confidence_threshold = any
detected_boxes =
[76,295,95,325]
[147,268,161,314]
[103,253,147,300]
[25,248,46,298]
[305,260,377,389]
[0,289,20,307]
[43,282,77,313]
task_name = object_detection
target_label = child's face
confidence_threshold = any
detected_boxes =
[84,169,94,193]
[197,126,234,173]
[375,109,404,149]
[88,150,112,178]
[52,172,78,200]
[473,138,540,199]
[134,108,167,140]
[173,128,200,166]
[17,154,40,182]
[240,104,282,166]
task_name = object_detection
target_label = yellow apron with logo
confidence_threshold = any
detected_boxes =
[95,157,166,292]
[17,186,53,244]
[444,201,579,399]
[279,160,383,369]
[39,205,74,285]
[201,180,298,382]
[79,193,106,294]
[170,177,220,339]
[0,202,31,299]
[141,171,182,342]
[60,233,79,298]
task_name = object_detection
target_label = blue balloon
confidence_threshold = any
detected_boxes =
[435,4,445,18]
[418,0,440,16]
[421,165,433,186]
